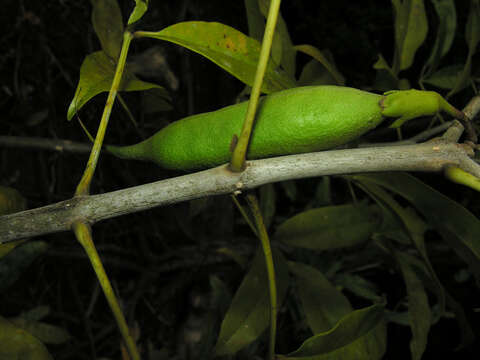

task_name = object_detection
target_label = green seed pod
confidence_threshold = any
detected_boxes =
[108,86,384,170]
[107,85,470,170]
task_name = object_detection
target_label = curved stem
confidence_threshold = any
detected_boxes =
[72,221,141,360]
[75,31,133,196]
[230,0,282,172]
[444,165,480,192]
[245,194,277,360]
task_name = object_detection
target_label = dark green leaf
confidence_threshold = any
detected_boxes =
[244,0,265,41]
[275,204,380,250]
[423,64,464,89]
[392,0,428,71]
[352,173,480,278]
[0,316,53,360]
[138,21,296,93]
[289,262,352,334]
[0,185,26,216]
[10,316,71,345]
[423,0,457,74]
[281,304,386,359]
[67,51,161,120]
[355,181,445,313]
[0,241,48,293]
[298,59,338,87]
[448,0,480,96]
[91,0,124,59]
[396,252,431,360]
[295,45,345,85]
[214,247,289,356]
[335,274,383,303]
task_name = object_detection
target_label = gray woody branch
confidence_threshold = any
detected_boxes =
[1,126,478,243]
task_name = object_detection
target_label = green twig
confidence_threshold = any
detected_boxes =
[245,194,277,360]
[230,0,282,172]
[72,221,141,360]
[75,31,133,196]
[231,194,259,237]
[444,165,480,192]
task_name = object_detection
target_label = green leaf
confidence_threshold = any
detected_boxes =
[90,0,124,59]
[423,64,465,89]
[0,241,48,293]
[9,316,71,345]
[335,274,383,303]
[392,0,428,71]
[351,173,480,278]
[0,316,53,360]
[214,247,289,356]
[298,59,337,87]
[355,181,445,313]
[289,262,352,334]
[396,252,431,360]
[403,253,475,349]
[0,185,26,216]
[280,304,386,359]
[295,45,345,85]
[244,0,265,41]
[274,204,380,250]
[138,21,296,93]
[127,0,148,25]
[448,0,480,97]
[372,54,398,90]
[423,0,457,75]
[67,51,161,120]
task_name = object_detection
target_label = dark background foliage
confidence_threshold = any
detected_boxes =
[0,1,479,359]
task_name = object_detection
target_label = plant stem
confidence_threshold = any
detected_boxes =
[72,221,141,360]
[246,194,277,360]
[75,31,133,196]
[230,0,282,172]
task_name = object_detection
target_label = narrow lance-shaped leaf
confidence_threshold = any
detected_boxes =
[392,0,428,71]
[355,181,445,313]
[295,45,345,85]
[422,64,464,90]
[396,252,431,360]
[448,0,480,97]
[90,0,124,60]
[136,21,296,93]
[214,247,289,356]
[289,261,352,334]
[128,0,148,25]
[279,304,386,359]
[423,0,456,75]
[351,173,480,278]
[67,51,161,120]
[0,316,53,360]
[274,204,380,251]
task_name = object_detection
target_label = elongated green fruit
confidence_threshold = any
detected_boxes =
[107,86,470,170]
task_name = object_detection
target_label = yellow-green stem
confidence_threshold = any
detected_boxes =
[72,221,141,360]
[246,194,277,360]
[75,31,133,196]
[444,165,480,192]
[231,194,259,237]
[230,0,282,172]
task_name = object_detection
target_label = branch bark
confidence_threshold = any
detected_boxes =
[1,135,478,243]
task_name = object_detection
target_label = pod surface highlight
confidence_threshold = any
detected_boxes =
[108,86,385,170]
